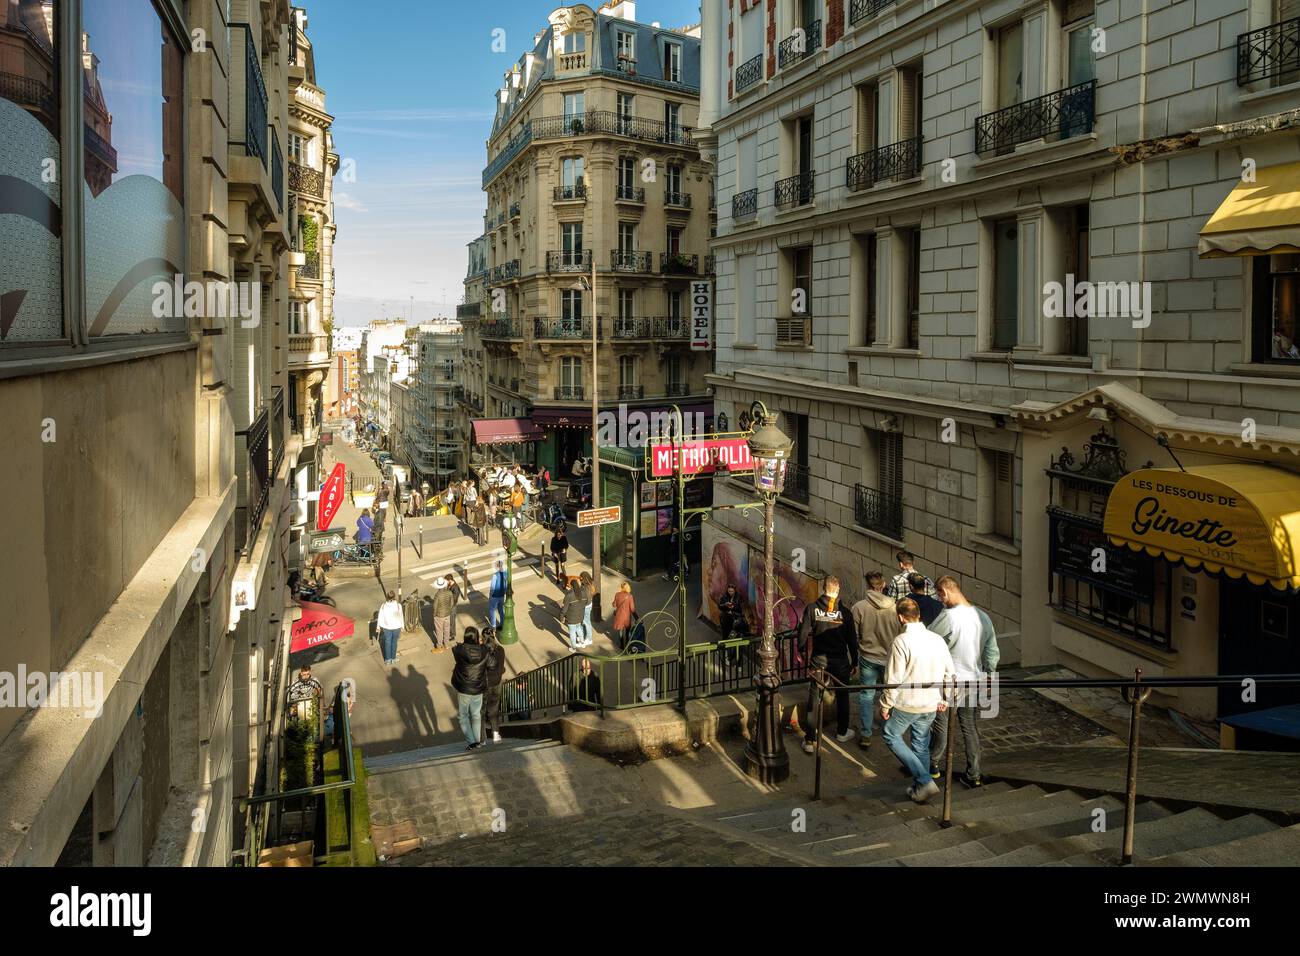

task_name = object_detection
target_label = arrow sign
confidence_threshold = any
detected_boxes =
[317,463,346,531]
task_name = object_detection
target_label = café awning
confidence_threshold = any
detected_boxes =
[1198,161,1300,258]
[471,417,543,445]
[1102,464,1300,590]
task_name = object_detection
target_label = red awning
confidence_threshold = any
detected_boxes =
[472,418,544,445]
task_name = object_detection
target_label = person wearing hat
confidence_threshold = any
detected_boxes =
[431,575,458,651]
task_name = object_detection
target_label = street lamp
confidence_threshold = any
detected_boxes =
[499,514,519,645]
[743,403,793,784]
[572,262,602,623]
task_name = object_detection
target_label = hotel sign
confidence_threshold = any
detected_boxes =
[690,280,712,351]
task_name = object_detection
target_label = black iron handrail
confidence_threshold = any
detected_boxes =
[480,316,522,339]
[854,483,902,538]
[653,316,689,338]
[660,252,699,274]
[975,80,1096,156]
[775,170,815,208]
[612,316,652,338]
[733,187,758,219]
[546,249,592,272]
[616,183,646,202]
[238,403,271,555]
[611,250,653,273]
[554,183,587,201]
[232,24,268,168]
[618,384,644,399]
[289,160,324,196]
[1237,16,1300,85]
[554,385,585,400]
[778,20,822,69]
[846,135,922,190]
[534,315,594,339]
[271,127,284,213]
[736,54,763,93]
[780,461,810,504]
[665,189,692,207]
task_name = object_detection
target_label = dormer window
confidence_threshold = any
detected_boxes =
[560,30,586,54]
[663,41,682,82]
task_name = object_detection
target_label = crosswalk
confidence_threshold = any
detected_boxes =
[404,543,552,595]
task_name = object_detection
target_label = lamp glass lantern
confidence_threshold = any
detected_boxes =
[747,413,793,495]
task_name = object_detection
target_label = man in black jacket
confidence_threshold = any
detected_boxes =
[452,626,491,751]
[798,575,857,754]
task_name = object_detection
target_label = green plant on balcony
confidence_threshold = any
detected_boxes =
[299,217,320,254]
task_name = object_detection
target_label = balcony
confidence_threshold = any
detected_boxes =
[778,20,822,70]
[846,136,922,191]
[480,316,522,339]
[653,316,689,339]
[289,160,325,197]
[611,250,653,273]
[618,384,644,400]
[705,255,716,274]
[974,80,1096,156]
[490,259,520,283]
[84,124,118,171]
[270,387,285,477]
[456,302,481,320]
[854,484,904,539]
[781,462,810,505]
[271,127,284,214]
[775,170,815,209]
[558,52,588,71]
[665,383,690,397]
[0,70,55,116]
[616,184,646,204]
[546,249,592,273]
[1238,17,1300,85]
[230,24,268,169]
[732,187,758,219]
[534,315,594,339]
[660,253,699,275]
[735,54,763,94]
[300,251,321,280]
[554,385,586,402]
[850,0,895,26]
[236,403,271,555]
[554,183,587,202]
[509,201,521,220]
[776,316,811,346]
[616,55,637,75]
[612,317,652,338]
[665,189,692,208]
[289,332,331,367]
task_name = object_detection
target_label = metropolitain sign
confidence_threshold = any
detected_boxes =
[650,438,753,478]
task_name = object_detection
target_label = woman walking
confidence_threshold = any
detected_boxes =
[550,525,569,582]
[579,571,595,647]
[611,581,637,651]
[562,579,586,650]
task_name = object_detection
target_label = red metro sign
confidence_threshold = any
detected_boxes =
[317,463,346,531]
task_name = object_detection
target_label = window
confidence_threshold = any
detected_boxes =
[561,289,583,322]
[617,92,634,133]
[664,101,681,138]
[668,287,684,322]
[288,132,306,164]
[290,301,307,335]
[618,288,636,320]
[618,221,636,253]
[797,115,813,175]
[981,448,1016,541]
[855,82,879,153]
[996,21,1024,108]
[741,3,763,64]
[1063,205,1089,355]
[782,411,809,503]
[739,133,758,191]
[992,219,1018,351]
[1064,0,1096,86]
[667,225,683,254]
[737,254,757,342]
[798,0,820,29]
[906,228,920,350]
[619,355,637,386]
[560,356,582,387]
[863,234,878,344]
[563,92,585,129]
[857,427,904,537]
[561,156,585,196]
[666,163,683,202]
[560,30,586,54]
[617,30,635,61]
[665,353,683,388]
[899,63,922,140]
[793,246,813,317]
[1252,254,1300,364]
[663,41,682,82]
[562,222,583,263]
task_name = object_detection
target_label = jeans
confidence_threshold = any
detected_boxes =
[855,660,885,740]
[457,693,483,746]
[567,623,585,648]
[380,627,400,662]
[882,708,938,789]
[804,654,852,742]
[583,603,593,643]
[929,705,983,778]
[488,597,504,629]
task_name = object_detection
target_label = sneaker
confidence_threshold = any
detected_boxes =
[492,731,502,743]
[801,739,816,755]
[929,766,942,780]
[908,780,940,803]
[959,772,983,789]
[834,729,856,744]
[465,743,480,752]
[393,655,401,663]
[858,736,871,750]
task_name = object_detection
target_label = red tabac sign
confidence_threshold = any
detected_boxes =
[317,463,346,531]
[290,601,355,653]
[650,438,754,478]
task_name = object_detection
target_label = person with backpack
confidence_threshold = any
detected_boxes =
[611,581,637,650]
[927,575,999,788]
[797,575,856,754]
[717,583,745,670]
[452,626,490,751]
[480,627,507,744]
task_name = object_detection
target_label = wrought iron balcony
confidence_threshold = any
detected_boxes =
[554,183,587,201]
[489,259,520,283]
[271,127,284,213]
[776,316,811,346]
[616,184,646,203]
[611,250,653,273]
[854,484,903,539]
[84,123,118,170]
[271,387,285,477]
[653,316,689,338]
[231,25,268,169]
[237,402,271,555]
[618,384,644,400]
[289,160,324,196]
[0,70,55,115]
[778,20,822,70]
[665,189,692,208]
[1238,17,1300,85]
[612,317,652,338]
[736,54,763,94]
[974,80,1096,156]
[300,251,321,280]
[554,385,586,400]
[780,462,810,505]
[850,0,895,26]
[546,249,592,272]
[665,383,690,397]
[660,253,699,275]
[534,315,594,339]
[704,255,716,274]
[775,170,815,208]
[733,187,758,219]
[510,201,520,219]
[456,302,481,319]
[846,136,922,190]
[480,316,523,339]
[616,55,637,75]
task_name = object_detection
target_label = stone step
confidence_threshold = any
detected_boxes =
[975,800,1177,866]
[947,787,1090,824]
[365,738,563,775]
[1145,821,1300,867]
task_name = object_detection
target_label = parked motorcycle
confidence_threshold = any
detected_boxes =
[291,575,336,607]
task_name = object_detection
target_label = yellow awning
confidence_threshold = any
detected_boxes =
[1102,464,1300,590]
[1198,161,1300,259]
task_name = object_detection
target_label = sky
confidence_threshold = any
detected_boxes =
[305,0,704,328]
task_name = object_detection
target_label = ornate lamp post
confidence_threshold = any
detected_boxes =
[743,404,793,784]
[499,514,519,645]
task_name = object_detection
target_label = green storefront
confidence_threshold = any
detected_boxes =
[597,445,707,579]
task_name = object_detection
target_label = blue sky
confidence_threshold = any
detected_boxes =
[305,0,703,328]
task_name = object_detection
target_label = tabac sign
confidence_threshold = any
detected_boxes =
[1102,464,1300,590]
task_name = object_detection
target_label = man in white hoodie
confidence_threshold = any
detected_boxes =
[879,598,956,803]
[928,575,999,788]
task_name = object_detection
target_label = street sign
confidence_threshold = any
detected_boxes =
[317,462,346,531]
[308,527,346,554]
[577,505,622,528]
[649,438,754,478]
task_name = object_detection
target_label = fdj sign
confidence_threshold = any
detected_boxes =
[309,528,345,553]
[690,280,712,352]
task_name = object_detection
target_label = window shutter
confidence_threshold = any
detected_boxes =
[857,84,876,152]
[878,431,902,499]
[994,451,1014,539]
[897,67,917,140]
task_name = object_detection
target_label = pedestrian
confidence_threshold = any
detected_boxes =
[481,626,507,744]
[798,576,857,753]
[355,508,374,556]
[717,582,745,669]
[488,560,508,629]
[879,598,956,803]
[562,578,586,650]
[579,571,595,645]
[465,480,478,508]
[468,495,486,545]
[287,664,323,722]
[376,589,404,666]
[850,570,904,751]
[927,575,999,788]
[539,467,550,493]
[908,572,945,627]
[611,581,637,650]
[510,482,526,527]
[550,525,569,581]
[571,657,602,712]
[485,490,498,529]
[451,626,489,751]
[505,676,533,721]
[885,549,937,601]
[406,488,423,518]
[431,575,457,651]
[310,550,333,587]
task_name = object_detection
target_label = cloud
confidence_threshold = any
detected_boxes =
[333,192,366,212]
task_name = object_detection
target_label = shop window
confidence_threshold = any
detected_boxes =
[1252,254,1300,363]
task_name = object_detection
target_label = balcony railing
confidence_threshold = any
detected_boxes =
[554,183,587,201]
[480,316,523,339]
[611,250,653,273]
[1238,17,1300,85]
[289,160,324,196]
[546,249,592,272]
[704,255,716,274]
[846,136,922,190]
[83,123,118,170]
[974,80,1097,156]
[456,302,481,319]
[617,384,644,400]
[850,0,896,25]
[0,70,55,115]
[300,251,320,280]
[231,24,268,169]
[733,187,758,219]
[490,259,520,283]
[238,402,271,555]
[612,317,652,338]
[616,55,637,75]
[775,170,815,208]
[510,201,520,219]
[736,54,763,94]
[534,316,594,339]
[776,316,811,346]
[665,189,692,208]
[660,252,699,275]
[271,127,284,213]
[654,316,689,339]
[781,462,810,505]
[665,383,690,397]
[554,385,585,400]
[854,484,904,539]
[289,332,329,361]
[271,387,285,477]
[616,183,646,203]
[778,20,822,70]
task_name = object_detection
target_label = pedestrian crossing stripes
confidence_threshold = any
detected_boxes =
[407,547,549,593]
